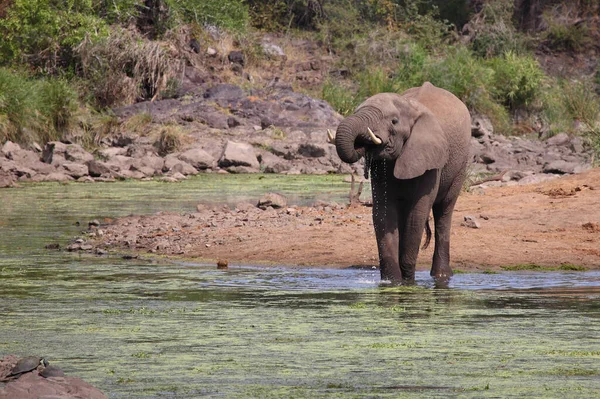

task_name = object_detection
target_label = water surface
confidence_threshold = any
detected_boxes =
[1,177,599,398]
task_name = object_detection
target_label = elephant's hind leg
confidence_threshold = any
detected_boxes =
[430,196,458,280]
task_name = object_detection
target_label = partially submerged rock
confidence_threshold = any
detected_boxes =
[0,355,107,399]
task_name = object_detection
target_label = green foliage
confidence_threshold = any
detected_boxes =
[156,125,182,156]
[0,68,78,145]
[488,51,544,110]
[544,8,590,52]
[424,46,509,130]
[166,0,249,33]
[356,67,399,99]
[468,0,529,58]
[0,0,109,73]
[321,80,358,116]
[35,78,79,143]
[0,69,35,143]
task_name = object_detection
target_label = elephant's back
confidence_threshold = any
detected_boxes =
[403,82,471,198]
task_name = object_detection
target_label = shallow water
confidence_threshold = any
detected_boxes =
[1,177,599,398]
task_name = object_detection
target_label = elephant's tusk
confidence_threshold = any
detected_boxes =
[367,128,382,145]
[327,129,336,144]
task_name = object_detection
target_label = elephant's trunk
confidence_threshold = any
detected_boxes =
[335,106,383,164]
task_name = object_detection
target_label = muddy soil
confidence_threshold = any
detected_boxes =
[85,168,600,272]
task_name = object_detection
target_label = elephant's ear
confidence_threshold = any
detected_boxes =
[393,108,449,180]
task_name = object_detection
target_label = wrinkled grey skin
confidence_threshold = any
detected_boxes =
[335,82,471,284]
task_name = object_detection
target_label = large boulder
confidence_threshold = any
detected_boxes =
[218,141,259,169]
[65,144,94,164]
[62,162,89,178]
[1,141,21,158]
[178,148,214,170]
[163,154,198,175]
[0,355,108,399]
[86,160,112,177]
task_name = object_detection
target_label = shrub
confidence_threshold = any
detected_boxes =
[0,0,108,73]
[356,67,399,99]
[468,0,529,58]
[166,0,249,33]
[424,46,510,132]
[321,80,358,116]
[488,51,544,111]
[545,21,589,52]
[75,27,175,108]
[34,78,79,143]
[0,68,78,145]
[156,125,182,156]
[0,68,35,143]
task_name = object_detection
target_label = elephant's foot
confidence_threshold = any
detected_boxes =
[430,264,453,288]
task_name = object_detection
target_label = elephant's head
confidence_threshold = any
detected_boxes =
[332,92,449,180]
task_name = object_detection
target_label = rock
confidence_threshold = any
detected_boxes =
[461,215,481,229]
[62,162,89,178]
[471,114,493,139]
[130,164,156,177]
[545,132,570,146]
[518,174,560,185]
[542,160,578,174]
[206,47,217,57]
[98,147,127,159]
[0,171,16,188]
[569,136,586,153]
[44,172,74,182]
[178,148,214,170]
[0,364,108,399]
[163,155,198,175]
[87,160,112,177]
[258,192,287,209]
[65,144,94,163]
[298,143,327,158]
[480,151,496,164]
[1,141,21,158]
[218,141,259,169]
[262,42,286,59]
[203,112,230,129]
[260,151,290,173]
[41,141,68,164]
[228,50,245,66]
[203,83,244,100]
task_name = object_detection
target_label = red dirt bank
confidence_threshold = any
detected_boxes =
[88,168,600,272]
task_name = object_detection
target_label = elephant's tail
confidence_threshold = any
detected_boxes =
[422,219,432,249]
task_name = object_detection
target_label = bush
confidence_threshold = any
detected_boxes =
[544,21,589,52]
[0,0,108,73]
[541,78,600,153]
[468,0,529,58]
[166,0,249,33]
[321,80,358,116]
[0,68,78,145]
[0,69,35,143]
[424,46,510,131]
[75,27,175,108]
[35,78,79,143]
[488,51,544,111]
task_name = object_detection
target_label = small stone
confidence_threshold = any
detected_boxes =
[217,259,228,269]
[461,215,481,229]
[89,219,100,227]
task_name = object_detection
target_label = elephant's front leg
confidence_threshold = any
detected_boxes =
[372,178,402,282]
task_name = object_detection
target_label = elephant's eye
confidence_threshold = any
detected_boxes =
[391,118,399,125]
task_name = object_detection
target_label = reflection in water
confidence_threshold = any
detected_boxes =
[1,179,600,398]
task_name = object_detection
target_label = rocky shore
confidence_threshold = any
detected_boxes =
[0,84,595,189]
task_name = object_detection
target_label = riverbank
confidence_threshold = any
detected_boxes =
[77,168,600,273]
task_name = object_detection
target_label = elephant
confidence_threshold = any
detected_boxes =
[330,82,471,284]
